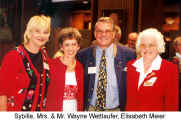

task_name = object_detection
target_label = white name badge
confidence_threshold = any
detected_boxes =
[88,67,96,74]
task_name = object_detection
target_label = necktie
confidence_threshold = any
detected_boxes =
[95,50,107,111]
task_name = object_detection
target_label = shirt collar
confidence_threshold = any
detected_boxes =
[96,43,114,57]
[176,52,181,59]
[132,55,162,72]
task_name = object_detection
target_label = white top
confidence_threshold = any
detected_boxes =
[65,72,77,85]
[63,72,77,112]
[132,55,162,89]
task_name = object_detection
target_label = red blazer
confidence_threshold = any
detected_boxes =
[126,59,179,111]
[46,58,84,111]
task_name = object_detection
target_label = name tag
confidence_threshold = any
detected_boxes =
[144,77,157,86]
[88,67,96,74]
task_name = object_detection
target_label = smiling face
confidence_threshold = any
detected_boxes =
[24,15,51,50]
[61,38,80,59]
[128,33,138,49]
[94,21,115,49]
[140,35,159,62]
[27,27,50,49]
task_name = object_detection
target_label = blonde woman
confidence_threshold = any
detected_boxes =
[126,28,179,111]
[0,15,51,111]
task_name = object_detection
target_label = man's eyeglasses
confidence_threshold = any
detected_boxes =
[95,30,114,34]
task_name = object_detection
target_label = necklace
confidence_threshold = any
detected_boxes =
[60,56,76,72]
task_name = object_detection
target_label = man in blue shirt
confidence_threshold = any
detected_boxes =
[77,17,136,111]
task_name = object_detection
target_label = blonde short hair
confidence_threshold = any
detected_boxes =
[23,15,51,45]
[136,28,165,54]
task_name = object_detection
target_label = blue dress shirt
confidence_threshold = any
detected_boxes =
[90,43,119,109]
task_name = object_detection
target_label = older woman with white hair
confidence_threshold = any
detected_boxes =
[126,28,179,111]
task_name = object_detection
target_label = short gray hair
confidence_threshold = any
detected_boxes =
[136,28,165,54]
[95,17,115,31]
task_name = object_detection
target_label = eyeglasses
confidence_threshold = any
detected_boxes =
[95,30,114,34]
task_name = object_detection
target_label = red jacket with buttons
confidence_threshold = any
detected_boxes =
[46,58,84,111]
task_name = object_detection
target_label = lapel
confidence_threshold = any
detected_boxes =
[75,60,80,90]
[113,44,120,64]
[114,44,124,67]
[133,56,162,90]
[88,46,96,66]
[113,43,117,57]
[87,47,96,88]
[130,64,140,89]
[138,69,161,91]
